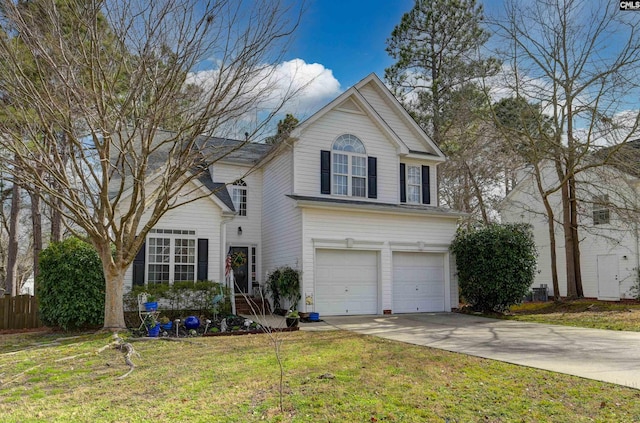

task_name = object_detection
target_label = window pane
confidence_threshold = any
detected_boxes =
[333,153,348,174]
[333,134,366,154]
[174,264,194,282]
[408,185,421,203]
[408,166,421,185]
[232,187,247,216]
[333,174,348,195]
[352,177,366,197]
[148,264,170,284]
[407,165,421,203]
[352,156,366,177]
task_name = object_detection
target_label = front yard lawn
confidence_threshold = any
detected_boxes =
[505,299,640,331]
[1,329,640,422]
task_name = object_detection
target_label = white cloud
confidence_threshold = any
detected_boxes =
[187,59,341,138]
[268,59,341,115]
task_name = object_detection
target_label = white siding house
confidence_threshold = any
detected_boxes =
[125,73,464,315]
[501,159,640,300]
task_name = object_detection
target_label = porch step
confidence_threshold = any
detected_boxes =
[235,295,271,316]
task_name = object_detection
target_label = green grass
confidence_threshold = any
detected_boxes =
[1,329,640,422]
[504,299,640,331]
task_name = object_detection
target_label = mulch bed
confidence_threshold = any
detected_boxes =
[202,326,299,336]
[0,327,53,335]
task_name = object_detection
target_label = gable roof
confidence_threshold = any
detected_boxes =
[195,169,235,212]
[291,73,446,161]
[198,136,273,165]
[592,139,640,178]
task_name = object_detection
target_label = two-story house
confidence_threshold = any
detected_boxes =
[501,147,640,301]
[124,74,463,315]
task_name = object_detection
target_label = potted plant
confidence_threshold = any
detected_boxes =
[285,310,299,328]
[159,316,172,331]
[144,314,160,337]
[144,295,158,312]
[266,266,301,315]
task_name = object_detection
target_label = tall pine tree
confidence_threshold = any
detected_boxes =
[385,0,498,145]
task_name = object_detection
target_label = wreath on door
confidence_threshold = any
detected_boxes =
[231,251,247,269]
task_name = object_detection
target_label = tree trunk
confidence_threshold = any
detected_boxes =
[569,176,583,297]
[50,199,62,243]
[542,195,561,300]
[5,182,20,296]
[465,163,489,224]
[30,186,42,284]
[102,260,127,330]
[561,179,577,298]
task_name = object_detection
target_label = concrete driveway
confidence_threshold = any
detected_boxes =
[315,313,640,389]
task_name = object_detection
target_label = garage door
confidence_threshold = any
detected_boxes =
[393,252,445,313]
[315,249,378,315]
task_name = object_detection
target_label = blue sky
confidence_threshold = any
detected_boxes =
[288,0,414,88]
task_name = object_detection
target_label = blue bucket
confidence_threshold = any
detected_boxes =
[147,323,160,337]
[309,312,320,321]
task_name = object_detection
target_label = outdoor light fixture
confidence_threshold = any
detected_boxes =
[238,226,242,235]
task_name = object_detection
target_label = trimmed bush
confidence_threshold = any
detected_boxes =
[123,281,230,322]
[37,237,105,330]
[450,223,537,313]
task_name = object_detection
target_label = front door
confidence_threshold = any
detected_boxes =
[230,247,249,294]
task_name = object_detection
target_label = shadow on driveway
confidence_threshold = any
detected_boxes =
[318,313,640,390]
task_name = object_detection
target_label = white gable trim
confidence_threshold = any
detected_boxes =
[355,74,446,160]
[292,73,450,157]
[292,83,408,154]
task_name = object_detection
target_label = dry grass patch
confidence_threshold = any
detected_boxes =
[0,329,640,422]
[506,299,640,331]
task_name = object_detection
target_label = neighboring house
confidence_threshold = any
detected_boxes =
[124,73,464,315]
[500,147,640,300]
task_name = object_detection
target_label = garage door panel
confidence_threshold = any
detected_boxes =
[315,249,378,316]
[393,252,445,313]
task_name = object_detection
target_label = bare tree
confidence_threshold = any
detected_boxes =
[491,0,640,298]
[4,175,20,296]
[0,0,302,329]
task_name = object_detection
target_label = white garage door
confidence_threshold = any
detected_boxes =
[315,249,378,315]
[393,252,445,313]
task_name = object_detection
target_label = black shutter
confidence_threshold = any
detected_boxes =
[422,165,430,205]
[320,150,331,194]
[399,163,406,203]
[197,238,209,281]
[367,156,377,199]
[132,242,145,286]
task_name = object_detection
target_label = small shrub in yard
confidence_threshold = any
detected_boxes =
[451,223,537,313]
[37,237,105,330]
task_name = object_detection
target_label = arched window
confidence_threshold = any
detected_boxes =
[332,134,367,197]
[231,180,247,216]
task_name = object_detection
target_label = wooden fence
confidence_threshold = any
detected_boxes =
[0,295,43,330]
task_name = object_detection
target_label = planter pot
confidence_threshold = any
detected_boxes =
[160,322,173,331]
[285,317,299,328]
[147,323,161,337]
[184,315,200,330]
[144,301,158,312]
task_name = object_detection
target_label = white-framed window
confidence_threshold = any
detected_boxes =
[407,165,421,204]
[593,195,610,225]
[332,134,367,197]
[147,229,196,284]
[231,180,247,216]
